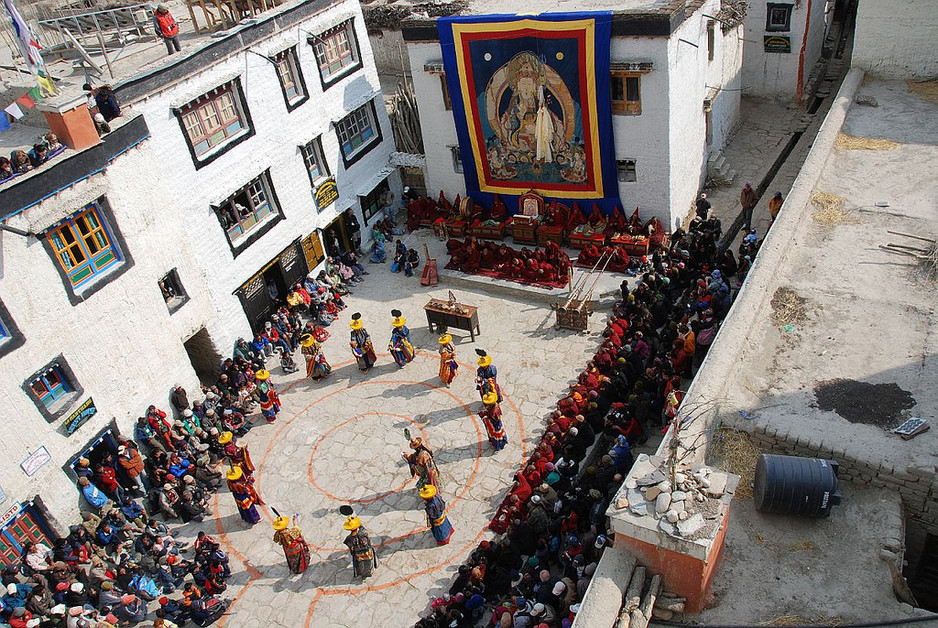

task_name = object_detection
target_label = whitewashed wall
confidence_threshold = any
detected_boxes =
[0,0,397,528]
[743,0,830,101]
[131,0,398,358]
[609,36,670,219]
[852,0,938,78]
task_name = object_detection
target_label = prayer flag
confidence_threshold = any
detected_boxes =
[0,114,10,132]
[4,102,24,120]
[15,93,35,109]
[27,86,42,102]
[3,0,54,95]
[37,75,55,96]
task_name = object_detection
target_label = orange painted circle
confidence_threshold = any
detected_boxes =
[307,411,427,504]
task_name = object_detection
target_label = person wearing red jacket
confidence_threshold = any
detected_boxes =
[152,4,181,55]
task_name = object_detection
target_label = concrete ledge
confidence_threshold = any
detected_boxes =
[571,545,637,628]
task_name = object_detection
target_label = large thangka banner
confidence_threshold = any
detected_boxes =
[438,12,620,213]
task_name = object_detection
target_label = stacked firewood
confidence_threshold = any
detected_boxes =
[615,566,686,627]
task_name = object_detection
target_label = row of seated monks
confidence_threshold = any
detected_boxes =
[446,238,572,286]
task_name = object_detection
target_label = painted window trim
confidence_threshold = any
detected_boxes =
[41,197,135,305]
[212,170,285,257]
[359,177,391,222]
[611,72,642,116]
[335,100,383,169]
[0,297,26,359]
[309,19,364,91]
[47,204,122,290]
[765,3,794,32]
[300,137,330,191]
[274,46,310,112]
[173,77,255,170]
[23,355,84,423]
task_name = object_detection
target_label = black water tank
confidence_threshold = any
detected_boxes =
[754,454,841,517]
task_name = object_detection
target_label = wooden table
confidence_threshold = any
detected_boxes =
[424,301,481,341]
[510,217,538,244]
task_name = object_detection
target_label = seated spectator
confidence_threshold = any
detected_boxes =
[10,150,32,174]
[26,143,47,168]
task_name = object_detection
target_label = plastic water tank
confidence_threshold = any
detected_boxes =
[754,454,841,517]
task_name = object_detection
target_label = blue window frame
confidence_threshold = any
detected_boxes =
[29,363,71,409]
[47,203,122,289]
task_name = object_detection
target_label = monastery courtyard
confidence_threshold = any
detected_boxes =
[200,264,599,626]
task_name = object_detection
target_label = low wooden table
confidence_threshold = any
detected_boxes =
[510,217,538,244]
[424,300,481,341]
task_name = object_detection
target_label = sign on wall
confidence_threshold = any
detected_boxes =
[20,447,51,477]
[0,503,22,529]
[63,397,97,436]
[314,177,339,211]
[764,35,791,53]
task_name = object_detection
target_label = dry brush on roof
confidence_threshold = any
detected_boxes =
[362,1,469,32]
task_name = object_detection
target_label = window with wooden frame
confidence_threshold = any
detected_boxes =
[213,171,283,252]
[159,268,189,313]
[25,356,82,421]
[311,20,362,87]
[449,146,463,173]
[611,72,642,115]
[0,297,25,358]
[360,179,390,222]
[47,202,123,290]
[440,75,452,111]
[301,137,329,187]
[274,47,308,110]
[707,20,716,62]
[177,80,251,164]
[335,101,381,166]
[765,3,793,32]
[616,159,637,182]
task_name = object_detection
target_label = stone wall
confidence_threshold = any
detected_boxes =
[852,0,938,79]
[739,423,938,535]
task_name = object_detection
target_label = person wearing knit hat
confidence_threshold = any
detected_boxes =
[419,484,455,546]
[437,328,458,387]
[348,313,377,371]
[388,309,414,367]
[479,392,508,452]
[474,349,502,403]
[272,512,311,574]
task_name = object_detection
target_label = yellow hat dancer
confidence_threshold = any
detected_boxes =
[475,349,502,404]
[480,391,508,452]
[271,507,310,574]
[226,466,261,525]
[388,309,414,367]
[349,313,377,371]
[420,484,455,546]
[437,327,458,387]
[339,505,377,578]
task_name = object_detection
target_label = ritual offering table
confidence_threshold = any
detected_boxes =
[537,224,565,246]
[509,217,538,244]
[444,218,467,238]
[469,221,507,240]
[569,230,607,250]
[610,234,650,256]
[424,299,481,341]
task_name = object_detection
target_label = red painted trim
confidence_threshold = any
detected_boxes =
[796,0,813,103]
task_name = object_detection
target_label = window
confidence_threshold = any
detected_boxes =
[24,356,82,421]
[274,47,308,110]
[213,171,284,253]
[616,159,637,183]
[301,137,329,186]
[311,20,361,87]
[449,146,463,173]
[440,75,452,111]
[360,179,391,222]
[766,3,793,32]
[159,269,188,313]
[47,202,123,290]
[611,72,641,115]
[335,101,382,167]
[0,298,25,358]
[707,20,715,62]
[176,79,253,167]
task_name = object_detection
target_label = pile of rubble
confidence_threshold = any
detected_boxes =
[612,454,731,541]
[615,566,688,628]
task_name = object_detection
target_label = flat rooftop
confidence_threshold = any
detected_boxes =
[689,77,938,622]
[460,0,677,14]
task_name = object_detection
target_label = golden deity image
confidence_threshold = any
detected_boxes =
[483,52,586,184]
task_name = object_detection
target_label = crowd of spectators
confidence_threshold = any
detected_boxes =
[0,134,66,184]
[415,208,742,628]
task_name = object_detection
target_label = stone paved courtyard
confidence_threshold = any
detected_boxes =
[196,261,600,627]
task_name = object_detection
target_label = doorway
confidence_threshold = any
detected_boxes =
[237,240,309,334]
[184,327,222,384]
[324,214,349,257]
[0,502,57,565]
[399,166,427,197]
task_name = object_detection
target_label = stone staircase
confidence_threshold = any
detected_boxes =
[707,151,737,186]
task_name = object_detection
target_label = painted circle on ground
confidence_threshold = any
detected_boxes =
[307,412,427,504]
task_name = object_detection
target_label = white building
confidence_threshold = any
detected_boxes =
[402,0,744,229]
[741,0,831,101]
[0,0,396,541]
[851,0,938,79]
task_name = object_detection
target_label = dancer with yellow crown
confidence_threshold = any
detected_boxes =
[437,328,458,387]
[420,484,454,546]
[389,309,414,367]
[349,312,377,371]
[340,506,377,579]
[480,392,508,452]
[271,509,310,574]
